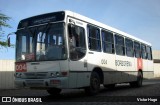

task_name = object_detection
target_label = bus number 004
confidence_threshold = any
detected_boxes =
[101,59,107,64]
[16,63,27,72]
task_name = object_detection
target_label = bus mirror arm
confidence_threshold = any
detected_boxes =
[7,32,16,47]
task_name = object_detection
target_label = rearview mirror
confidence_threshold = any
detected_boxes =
[7,32,16,47]
[8,37,10,47]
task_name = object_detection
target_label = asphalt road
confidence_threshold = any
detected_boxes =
[0,78,160,105]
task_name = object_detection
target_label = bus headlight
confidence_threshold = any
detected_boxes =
[56,72,60,76]
[50,73,56,77]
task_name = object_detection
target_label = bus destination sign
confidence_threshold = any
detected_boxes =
[18,11,65,29]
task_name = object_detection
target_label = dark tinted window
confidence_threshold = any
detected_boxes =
[87,25,101,51]
[141,44,147,59]
[115,35,125,56]
[147,46,152,60]
[134,42,141,58]
[101,30,114,54]
[125,38,134,57]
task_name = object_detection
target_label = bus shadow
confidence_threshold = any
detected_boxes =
[44,84,151,102]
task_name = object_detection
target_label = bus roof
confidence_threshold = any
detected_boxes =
[18,10,151,46]
[64,10,151,46]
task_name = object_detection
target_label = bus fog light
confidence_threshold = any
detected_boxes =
[50,73,56,77]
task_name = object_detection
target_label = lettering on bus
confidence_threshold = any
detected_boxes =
[101,59,107,64]
[115,60,132,67]
[33,16,56,24]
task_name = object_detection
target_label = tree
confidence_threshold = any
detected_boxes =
[0,12,11,49]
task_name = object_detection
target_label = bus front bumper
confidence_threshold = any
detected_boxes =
[14,77,68,89]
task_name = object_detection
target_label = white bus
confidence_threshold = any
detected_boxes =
[8,10,153,95]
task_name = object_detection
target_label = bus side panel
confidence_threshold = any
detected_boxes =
[87,51,103,72]
[103,53,117,85]
[68,72,90,88]
[116,55,136,83]
[76,72,90,88]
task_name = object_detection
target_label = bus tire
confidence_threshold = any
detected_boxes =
[85,71,100,95]
[130,71,143,87]
[47,88,62,96]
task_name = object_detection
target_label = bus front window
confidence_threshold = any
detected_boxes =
[16,23,67,62]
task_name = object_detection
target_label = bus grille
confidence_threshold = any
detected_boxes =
[24,72,48,79]
[26,80,44,86]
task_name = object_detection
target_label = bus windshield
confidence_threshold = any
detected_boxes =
[16,22,67,62]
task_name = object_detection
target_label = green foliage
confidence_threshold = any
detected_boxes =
[0,12,12,48]
[0,13,11,28]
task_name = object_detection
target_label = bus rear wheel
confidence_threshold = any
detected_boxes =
[130,71,143,87]
[85,71,100,95]
[47,88,62,96]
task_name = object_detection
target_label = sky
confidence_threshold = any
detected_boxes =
[0,0,160,59]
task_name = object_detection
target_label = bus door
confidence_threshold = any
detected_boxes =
[67,18,88,87]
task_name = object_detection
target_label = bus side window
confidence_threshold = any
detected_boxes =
[147,46,152,60]
[134,42,141,58]
[87,25,101,51]
[141,44,147,59]
[115,35,125,56]
[101,30,114,54]
[125,38,134,57]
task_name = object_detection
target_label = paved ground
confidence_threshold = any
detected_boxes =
[0,78,160,105]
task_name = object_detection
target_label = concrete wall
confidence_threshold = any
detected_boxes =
[153,50,160,60]
[154,63,160,77]
[0,60,15,89]
[152,50,160,77]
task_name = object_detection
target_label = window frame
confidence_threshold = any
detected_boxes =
[146,46,152,60]
[87,24,101,52]
[141,44,147,59]
[68,24,87,61]
[101,29,115,54]
[115,34,125,56]
[134,41,141,58]
[125,38,134,57]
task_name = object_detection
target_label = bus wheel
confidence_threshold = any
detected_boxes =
[130,71,143,87]
[85,72,100,95]
[104,84,115,89]
[47,88,62,96]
